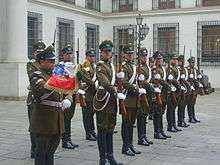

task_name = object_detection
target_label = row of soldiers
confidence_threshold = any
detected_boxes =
[26,40,213,165]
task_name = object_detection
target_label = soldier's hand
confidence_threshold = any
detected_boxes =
[62,99,71,110]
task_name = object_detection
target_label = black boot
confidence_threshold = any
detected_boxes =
[97,130,109,165]
[173,110,182,131]
[160,115,171,138]
[137,116,149,146]
[182,120,190,127]
[128,126,141,154]
[167,124,178,133]
[153,114,166,139]
[173,124,182,132]
[106,132,123,165]
[121,123,135,156]
[192,105,200,123]
[188,104,196,123]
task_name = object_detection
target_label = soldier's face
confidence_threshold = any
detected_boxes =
[87,56,96,63]
[101,50,112,60]
[156,58,163,65]
[171,59,178,65]
[40,59,55,70]
[140,56,147,64]
[125,53,135,61]
[178,60,184,66]
[63,53,73,62]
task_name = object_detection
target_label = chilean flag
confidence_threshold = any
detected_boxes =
[45,63,77,94]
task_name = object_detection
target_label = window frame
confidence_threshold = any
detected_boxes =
[85,0,101,12]
[152,0,180,10]
[153,23,179,55]
[27,12,43,60]
[56,17,75,62]
[85,23,100,61]
[197,20,220,66]
[112,0,138,13]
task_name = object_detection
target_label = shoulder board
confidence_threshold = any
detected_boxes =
[29,59,36,63]
[97,60,104,64]
[33,71,42,75]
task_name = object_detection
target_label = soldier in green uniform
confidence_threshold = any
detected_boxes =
[177,55,190,127]
[121,45,142,156]
[26,41,46,158]
[186,57,200,123]
[151,51,171,139]
[93,40,122,165]
[77,49,97,141]
[29,46,72,165]
[165,53,182,132]
[60,45,79,149]
[136,47,154,146]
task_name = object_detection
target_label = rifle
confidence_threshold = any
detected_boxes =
[117,45,127,115]
[52,28,57,47]
[137,48,149,113]
[76,38,87,107]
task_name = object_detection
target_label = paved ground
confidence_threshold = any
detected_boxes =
[0,91,220,165]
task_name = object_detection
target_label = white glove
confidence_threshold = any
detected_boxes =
[199,83,203,88]
[181,86,186,91]
[167,74,174,80]
[117,72,125,79]
[62,99,71,110]
[138,74,145,81]
[180,74,185,80]
[171,86,176,92]
[197,74,202,79]
[189,74,194,79]
[117,93,126,100]
[77,89,86,95]
[154,87,161,93]
[190,86,195,91]
[139,88,146,95]
[132,84,137,88]
[154,74,161,80]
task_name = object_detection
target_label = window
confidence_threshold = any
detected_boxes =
[113,25,137,65]
[153,23,179,55]
[27,12,42,59]
[60,0,75,4]
[57,18,74,61]
[86,0,101,11]
[112,0,138,12]
[198,21,220,65]
[152,0,180,10]
[196,0,220,6]
[86,23,100,60]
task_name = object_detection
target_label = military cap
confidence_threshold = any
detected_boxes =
[153,51,163,59]
[123,44,134,54]
[139,47,148,56]
[99,40,113,51]
[33,41,46,52]
[178,55,185,61]
[188,57,195,63]
[36,45,56,60]
[62,44,73,54]
[86,49,96,57]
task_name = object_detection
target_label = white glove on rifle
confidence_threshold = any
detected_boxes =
[62,99,71,110]
[138,74,145,81]
[197,74,202,79]
[171,86,176,92]
[139,88,146,95]
[190,86,195,91]
[77,89,86,95]
[199,83,203,88]
[117,72,125,79]
[154,87,161,93]
[181,86,186,91]
[117,93,126,100]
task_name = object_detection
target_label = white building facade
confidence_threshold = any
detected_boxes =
[0,0,220,98]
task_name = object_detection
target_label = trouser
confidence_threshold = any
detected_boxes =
[35,134,60,165]
[178,104,186,123]
[166,102,176,128]
[27,104,36,155]
[97,129,115,160]
[121,107,137,149]
[62,101,76,143]
[153,104,164,134]
[82,102,95,135]
[187,103,196,120]
[137,115,147,140]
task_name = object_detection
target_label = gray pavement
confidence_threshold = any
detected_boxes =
[0,92,220,165]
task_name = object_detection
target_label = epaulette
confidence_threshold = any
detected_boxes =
[33,71,42,75]
[97,60,104,64]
